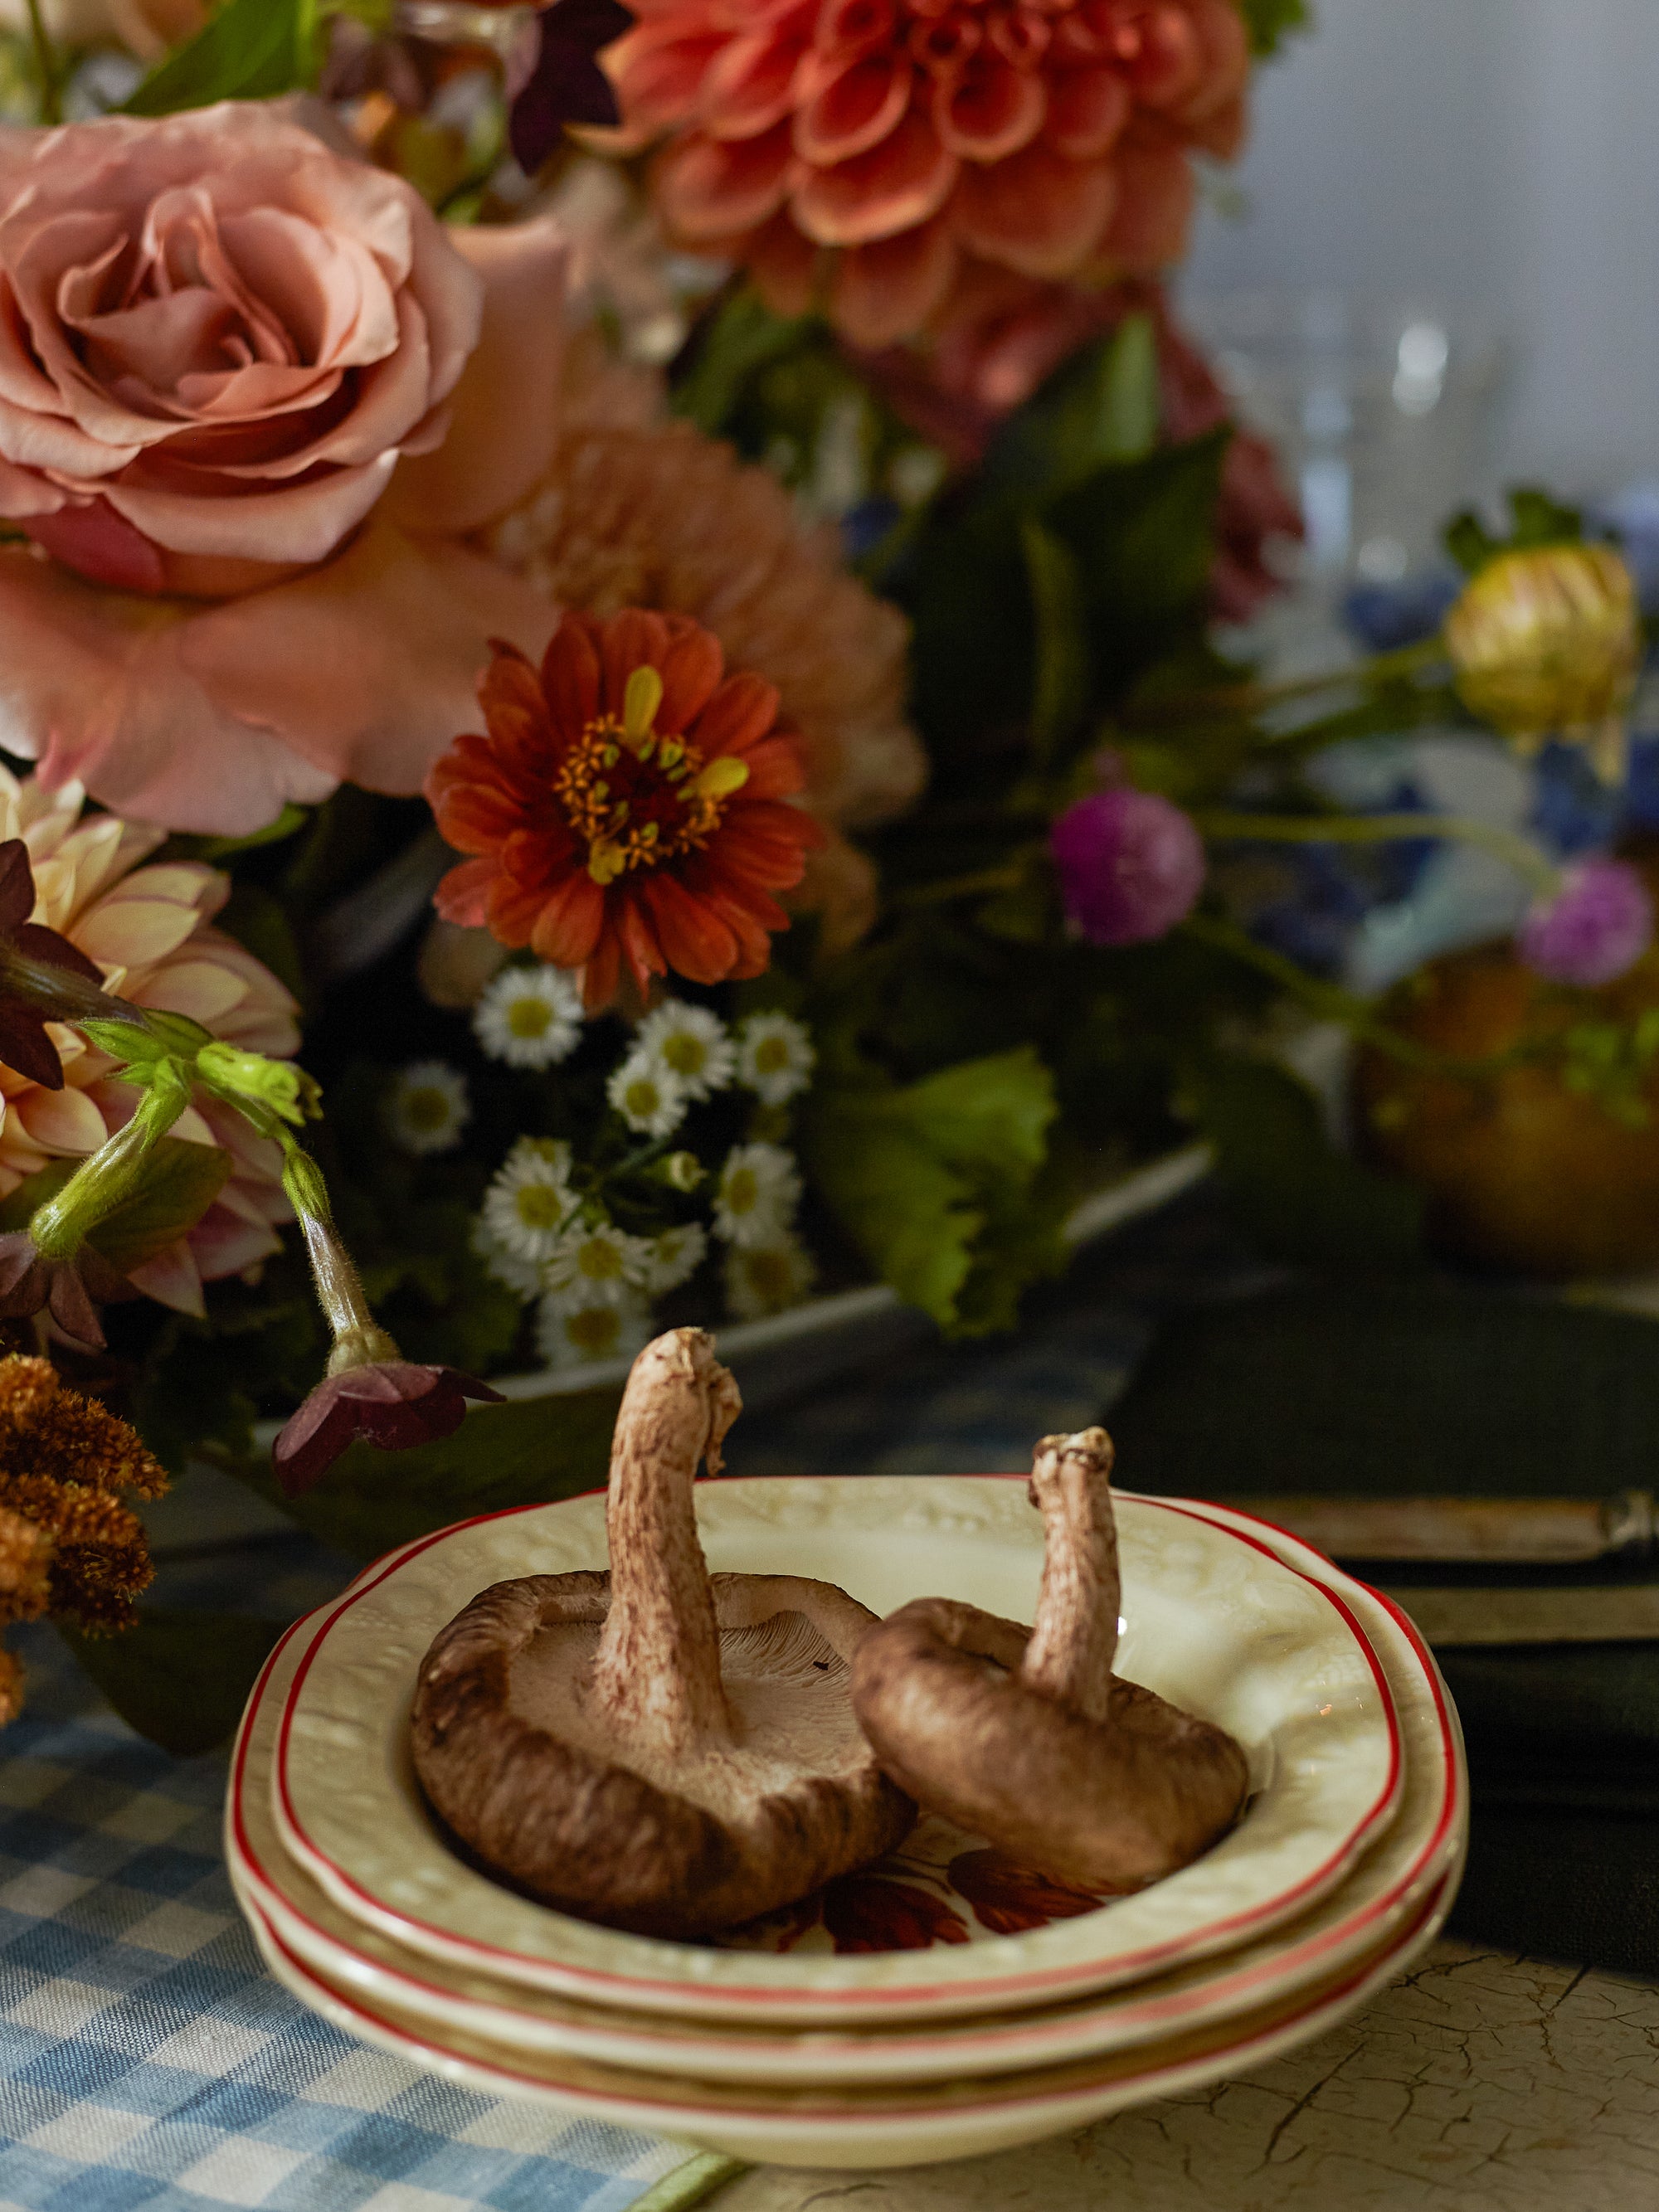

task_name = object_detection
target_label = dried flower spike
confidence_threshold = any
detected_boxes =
[0,1356,165,1662]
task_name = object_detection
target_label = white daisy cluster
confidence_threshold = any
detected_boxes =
[473,963,585,1069]
[606,999,735,1136]
[466,1002,821,1373]
[713,1140,815,1320]
[474,1138,708,1373]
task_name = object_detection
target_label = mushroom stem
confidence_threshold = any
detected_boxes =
[1019,1427,1120,1723]
[587,1328,743,1757]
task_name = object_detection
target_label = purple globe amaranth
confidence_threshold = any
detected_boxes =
[1049,788,1207,947]
[1516,857,1655,987]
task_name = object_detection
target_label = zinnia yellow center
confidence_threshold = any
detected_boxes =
[577,1236,625,1282]
[404,1087,450,1130]
[726,1169,758,1215]
[662,1034,706,1076]
[554,668,750,888]
[753,1038,790,1074]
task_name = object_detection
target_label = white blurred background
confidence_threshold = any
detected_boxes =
[1179,0,1659,500]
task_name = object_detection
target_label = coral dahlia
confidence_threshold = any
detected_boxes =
[0,770,296,1318]
[428,609,825,1007]
[605,0,1251,344]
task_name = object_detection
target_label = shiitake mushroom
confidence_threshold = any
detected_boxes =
[852,1427,1249,1892]
[411,1328,913,1938]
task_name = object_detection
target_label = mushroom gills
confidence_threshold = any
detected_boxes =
[508,1592,876,1820]
[851,1427,1250,1895]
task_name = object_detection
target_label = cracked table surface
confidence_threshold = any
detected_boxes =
[713,1942,1659,2212]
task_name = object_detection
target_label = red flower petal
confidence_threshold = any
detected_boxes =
[654,122,796,244]
[1099,129,1194,269]
[699,23,811,143]
[656,620,727,734]
[688,670,784,759]
[950,143,1114,278]
[1047,66,1132,160]
[527,866,607,967]
[791,107,957,246]
[540,615,603,733]
[933,55,1047,163]
[433,857,497,926]
[794,51,914,167]
[600,606,673,710]
[831,216,957,348]
[638,871,741,983]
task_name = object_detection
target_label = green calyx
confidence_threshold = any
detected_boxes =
[27,1067,192,1260]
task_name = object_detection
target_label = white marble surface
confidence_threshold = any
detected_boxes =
[713,1942,1659,2212]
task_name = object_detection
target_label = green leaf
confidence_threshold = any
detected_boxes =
[1237,0,1312,60]
[1445,484,1584,576]
[980,317,1160,511]
[237,1391,623,1558]
[805,1046,1060,1334]
[672,289,819,437]
[180,805,309,865]
[1048,427,1230,636]
[59,1608,284,1755]
[1192,1055,1425,1270]
[1019,517,1090,766]
[0,1137,231,1274]
[123,0,318,115]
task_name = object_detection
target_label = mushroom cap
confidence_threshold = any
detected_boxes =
[850,1597,1250,1893]
[411,1568,914,1937]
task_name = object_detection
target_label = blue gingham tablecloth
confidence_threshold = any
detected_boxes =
[0,1206,1194,2212]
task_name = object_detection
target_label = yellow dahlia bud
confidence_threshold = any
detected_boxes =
[1445,544,1640,780]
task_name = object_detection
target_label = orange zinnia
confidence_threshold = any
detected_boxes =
[427,610,824,1008]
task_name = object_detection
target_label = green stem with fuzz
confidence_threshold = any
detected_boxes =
[281,1145,399,1373]
[28,1072,189,1259]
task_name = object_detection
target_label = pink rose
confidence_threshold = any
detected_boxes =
[0,104,565,833]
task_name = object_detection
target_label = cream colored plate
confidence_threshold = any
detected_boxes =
[241,1860,1458,2170]
[228,1513,1462,2084]
[270,1478,1404,2024]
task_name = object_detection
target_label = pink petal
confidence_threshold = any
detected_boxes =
[74,896,201,967]
[11,1084,107,1154]
[178,517,560,804]
[385,217,567,537]
[127,1238,205,1317]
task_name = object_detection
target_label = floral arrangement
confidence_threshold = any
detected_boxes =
[2,0,1656,1743]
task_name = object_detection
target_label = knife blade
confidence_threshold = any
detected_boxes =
[1378,1582,1659,1646]
[1231,1490,1656,1565]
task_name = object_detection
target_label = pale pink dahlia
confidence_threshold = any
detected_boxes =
[0,771,296,1318]
[606,0,1251,344]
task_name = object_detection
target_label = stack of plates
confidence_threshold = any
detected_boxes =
[226,1477,1467,2170]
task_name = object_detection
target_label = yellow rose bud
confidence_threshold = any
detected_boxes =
[1444,544,1640,781]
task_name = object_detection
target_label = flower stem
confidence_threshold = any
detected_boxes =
[893,863,1027,908]
[281,1146,398,1371]
[24,0,60,124]
[1129,637,1446,727]
[1194,809,1561,898]
[1180,913,1538,1081]
[29,1077,188,1260]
